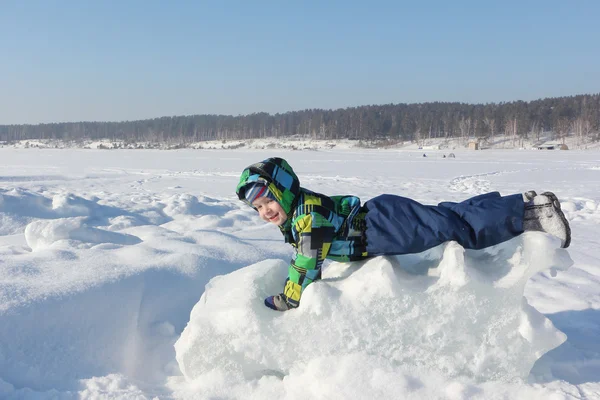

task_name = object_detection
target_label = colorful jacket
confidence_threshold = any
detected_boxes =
[236,157,369,307]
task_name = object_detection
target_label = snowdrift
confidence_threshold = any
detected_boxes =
[0,189,279,393]
[175,233,572,398]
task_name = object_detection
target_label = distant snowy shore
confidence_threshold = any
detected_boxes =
[2,134,600,152]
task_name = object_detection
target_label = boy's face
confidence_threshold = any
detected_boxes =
[252,196,287,226]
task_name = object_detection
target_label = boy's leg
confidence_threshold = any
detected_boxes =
[364,192,524,255]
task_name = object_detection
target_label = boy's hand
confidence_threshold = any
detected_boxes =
[264,294,293,311]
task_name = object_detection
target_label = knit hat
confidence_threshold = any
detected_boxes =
[243,182,278,206]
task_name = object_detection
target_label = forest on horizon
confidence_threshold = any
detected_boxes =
[1,93,599,144]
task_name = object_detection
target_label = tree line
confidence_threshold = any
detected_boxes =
[1,93,599,145]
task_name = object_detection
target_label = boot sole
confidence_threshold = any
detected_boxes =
[540,192,571,248]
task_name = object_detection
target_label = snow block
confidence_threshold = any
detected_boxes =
[175,233,572,386]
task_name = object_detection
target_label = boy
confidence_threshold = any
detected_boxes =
[236,157,571,311]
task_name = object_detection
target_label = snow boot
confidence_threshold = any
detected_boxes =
[522,190,537,202]
[523,191,571,248]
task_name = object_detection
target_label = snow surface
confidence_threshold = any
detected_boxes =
[1,147,599,399]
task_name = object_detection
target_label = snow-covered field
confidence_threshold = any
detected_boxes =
[0,147,599,399]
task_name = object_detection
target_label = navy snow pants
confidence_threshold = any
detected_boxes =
[364,192,524,256]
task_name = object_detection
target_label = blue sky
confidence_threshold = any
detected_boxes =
[1,0,599,124]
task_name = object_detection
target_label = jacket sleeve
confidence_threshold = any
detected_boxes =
[282,212,335,307]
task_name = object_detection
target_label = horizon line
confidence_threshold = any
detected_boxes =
[3,91,598,127]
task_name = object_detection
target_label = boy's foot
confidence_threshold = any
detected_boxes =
[523,191,571,248]
[522,190,537,202]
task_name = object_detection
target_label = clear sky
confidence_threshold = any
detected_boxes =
[1,0,599,124]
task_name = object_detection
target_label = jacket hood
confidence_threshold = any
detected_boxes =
[236,157,300,215]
